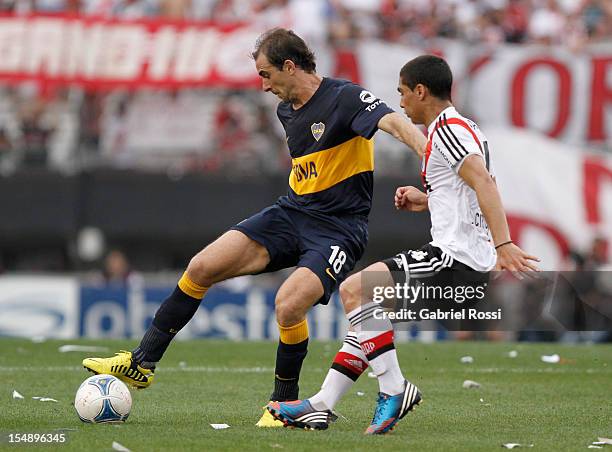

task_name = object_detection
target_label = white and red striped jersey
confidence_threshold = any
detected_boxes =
[421,106,496,272]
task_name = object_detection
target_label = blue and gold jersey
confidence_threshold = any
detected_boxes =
[276,77,394,217]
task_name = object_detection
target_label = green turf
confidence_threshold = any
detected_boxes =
[0,338,611,451]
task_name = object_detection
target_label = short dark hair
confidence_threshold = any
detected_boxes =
[400,55,452,101]
[252,28,316,73]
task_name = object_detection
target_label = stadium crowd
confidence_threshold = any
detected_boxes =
[0,0,610,176]
[0,0,610,46]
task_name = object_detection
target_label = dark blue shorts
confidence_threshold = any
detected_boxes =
[231,204,368,305]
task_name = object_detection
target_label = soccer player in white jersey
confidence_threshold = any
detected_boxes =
[267,55,540,434]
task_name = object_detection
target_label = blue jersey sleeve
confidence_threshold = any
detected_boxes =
[339,84,394,139]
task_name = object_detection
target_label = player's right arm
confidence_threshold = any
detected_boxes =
[377,112,427,158]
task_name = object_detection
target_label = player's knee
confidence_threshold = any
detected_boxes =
[339,275,362,313]
[274,294,305,327]
[275,300,295,326]
[185,252,217,287]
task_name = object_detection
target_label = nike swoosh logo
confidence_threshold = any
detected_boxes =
[325,267,337,281]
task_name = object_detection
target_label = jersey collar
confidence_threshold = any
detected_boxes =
[427,106,457,138]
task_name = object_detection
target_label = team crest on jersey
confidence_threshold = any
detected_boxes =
[311,122,325,141]
[393,257,404,269]
[409,250,428,261]
[359,90,376,103]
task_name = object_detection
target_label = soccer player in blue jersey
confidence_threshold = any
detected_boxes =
[82,28,427,427]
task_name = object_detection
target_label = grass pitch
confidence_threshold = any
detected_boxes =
[1,338,611,451]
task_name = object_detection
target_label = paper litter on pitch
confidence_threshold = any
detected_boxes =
[12,390,24,399]
[508,350,518,358]
[210,424,230,430]
[32,397,58,402]
[357,391,365,396]
[112,441,131,452]
[367,371,377,378]
[502,443,534,449]
[58,345,110,353]
[460,356,474,363]
[541,354,560,363]
[591,438,612,447]
[462,380,481,389]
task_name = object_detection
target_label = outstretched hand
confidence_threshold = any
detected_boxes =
[394,186,428,212]
[494,242,540,278]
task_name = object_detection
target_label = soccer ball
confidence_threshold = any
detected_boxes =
[74,375,132,423]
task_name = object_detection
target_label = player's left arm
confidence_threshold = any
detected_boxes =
[458,155,540,273]
[377,112,427,158]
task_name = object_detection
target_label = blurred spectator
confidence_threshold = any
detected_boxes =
[189,0,218,20]
[554,237,611,343]
[112,0,157,18]
[586,236,609,268]
[102,249,133,284]
[159,0,190,18]
[248,101,289,174]
[582,0,611,38]
[35,0,66,13]
[0,88,24,174]
[79,92,104,153]
[478,8,506,44]
[211,0,255,22]
[288,0,328,46]
[502,0,529,42]
[18,91,55,168]
[529,0,566,44]
[0,0,17,11]
[207,91,287,174]
[328,1,360,44]
[209,91,251,170]
[253,0,291,30]
[0,85,78,173]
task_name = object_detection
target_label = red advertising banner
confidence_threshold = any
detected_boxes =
[356,40,612,147]
[0,14,262,89]
[1,15,610,147]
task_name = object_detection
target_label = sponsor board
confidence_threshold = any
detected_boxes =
[79,283,351,340]
[0,276,436,341]
[0,276,79,338]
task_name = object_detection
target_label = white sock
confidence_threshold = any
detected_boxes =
[308,331,368,411]
[347,302,405,396]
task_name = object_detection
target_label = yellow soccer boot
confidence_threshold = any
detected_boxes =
[83,351,154,389]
